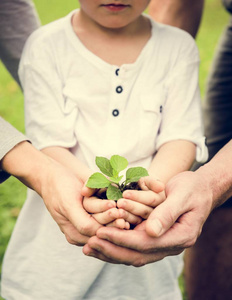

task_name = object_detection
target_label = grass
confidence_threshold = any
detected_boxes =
[197,0,230,95]
[0,0,230,299]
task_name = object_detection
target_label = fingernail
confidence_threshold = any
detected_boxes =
[107,201,115,208]
[123,191,131,198]
[151,219,163,236]
[86,251,97,258]
[85,250,92,257]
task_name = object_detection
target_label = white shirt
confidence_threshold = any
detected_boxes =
[19,11,207,170]
[1,11,207,300]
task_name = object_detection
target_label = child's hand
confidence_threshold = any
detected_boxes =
[117,177,166,221]
[81,177,165,229]
[82,186,142,229]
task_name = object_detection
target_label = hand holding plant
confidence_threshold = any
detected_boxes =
[82,155,166,230]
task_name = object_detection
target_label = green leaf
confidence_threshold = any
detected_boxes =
[109,175,123,184]
[86,172,111,188]
[95,156,113,177]
[126,167,149,183]
[110,155,128,174]
[106,184,123,201]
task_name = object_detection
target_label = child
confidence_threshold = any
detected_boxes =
[1,0,208,299]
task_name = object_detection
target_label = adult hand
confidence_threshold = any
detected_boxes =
[83,171,214,266]
[1,141,102,246]
[39,158,103,246]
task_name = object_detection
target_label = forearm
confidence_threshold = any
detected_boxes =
[149,140,196,183]
[196,140,232,209]
[0,117,29,182]
[0,141,57,193]
[41,146,92,183]
[1,140,101,243]
[148,0,204,38]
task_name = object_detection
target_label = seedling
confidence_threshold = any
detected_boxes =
[86,155,149,200]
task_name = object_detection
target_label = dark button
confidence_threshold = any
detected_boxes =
[160,106,163,113]
[112,109,119,117]
[116,86,123,93]
[115,68,120,76]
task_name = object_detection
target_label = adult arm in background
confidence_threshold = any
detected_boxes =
[83,141,232,266]
[148,0,205,38]
[0,0,40,84]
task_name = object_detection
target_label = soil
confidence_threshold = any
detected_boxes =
[97,182,141,200]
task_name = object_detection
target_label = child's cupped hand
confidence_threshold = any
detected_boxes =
[119,176,166,218]
[81,176,166,230]
[81,187,142,230]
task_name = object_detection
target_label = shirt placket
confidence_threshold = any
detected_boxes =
[106,66,128,151]
[111,67,125,117]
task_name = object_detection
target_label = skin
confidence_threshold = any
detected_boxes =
[82,176,166,229]
[73,0,152,66]
[0,141,101,245]
[42,145,166,230]
[148,0,204,38]
[42,1,197,231]
[42,147,131,229]
[78,0,151,29]
[80,0,209,265]
[81,140,195,229]
[3,0,201,258]
[148,2,232,299]
[83,140,232,265]
[2,0,212,269]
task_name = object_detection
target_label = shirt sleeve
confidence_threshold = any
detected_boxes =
[19,35,78,150]
[156,34,208,163]
[0,117,28,183]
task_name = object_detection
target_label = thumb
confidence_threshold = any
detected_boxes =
[146,197,184,237]
[81,185,97,197]
[139,177,165,193]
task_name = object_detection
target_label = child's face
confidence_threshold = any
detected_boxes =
[78,0,151,29]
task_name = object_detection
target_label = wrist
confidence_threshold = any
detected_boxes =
[1,141,51,194]
[41,146,92,185]
[196,159,232,210]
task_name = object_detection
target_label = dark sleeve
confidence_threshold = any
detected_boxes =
[0,0,40,183]
[0,0,40,85]
[222,0,232,14]
[0,117,30,183]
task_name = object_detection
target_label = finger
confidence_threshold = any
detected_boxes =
[118,208,143,225]
[139,177,165,193]
[61,194,102,237]
[107,219,130,230]
[83,236,181,266]
[59,219,91,246]
[117,198,153,219]
[122,190,165,207]
[83,242,132,264]
[96,224,192,253]
[145,195,187,237]
[92,208,121,225]
[83,197,116,213]
[81,185,98,197]
[83,243,115,263]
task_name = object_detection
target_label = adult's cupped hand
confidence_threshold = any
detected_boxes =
[82,172,213,266]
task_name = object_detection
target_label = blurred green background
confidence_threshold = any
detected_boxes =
[0,0,230,299]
